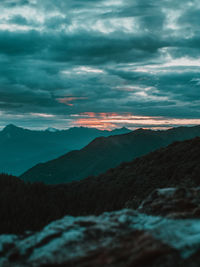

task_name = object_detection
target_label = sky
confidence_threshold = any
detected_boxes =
[0,0,200,130]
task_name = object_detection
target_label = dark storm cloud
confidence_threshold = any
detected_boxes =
[178,8,200,28]
[47,33,166,65]
[8,15,29,26]
[0,30,43,56]
[0,28,166,63]
[0,0,200,128]
[2,0,30,8]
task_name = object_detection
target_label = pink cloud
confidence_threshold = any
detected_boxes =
[56,96,88,106]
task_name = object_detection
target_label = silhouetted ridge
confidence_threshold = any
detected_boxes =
[2,124,25,133]
[0,125,131,175]
[3,124,19,130]
[21,125,200,184]
[1,137,200,234]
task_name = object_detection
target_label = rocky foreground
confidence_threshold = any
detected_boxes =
[1,187,200,266]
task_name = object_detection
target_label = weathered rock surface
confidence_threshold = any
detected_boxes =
[136,187,200,218]
[2,209,200,266]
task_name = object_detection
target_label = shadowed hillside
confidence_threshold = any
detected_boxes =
[1,137,200,234]
[0,124,130,175]
[21,125,200,184]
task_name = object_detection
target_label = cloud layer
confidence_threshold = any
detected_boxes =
[0,0,200,129]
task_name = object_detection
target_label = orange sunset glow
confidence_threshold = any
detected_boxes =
[71,112,200,130]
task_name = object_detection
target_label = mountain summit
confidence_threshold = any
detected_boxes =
[2,124,23,132]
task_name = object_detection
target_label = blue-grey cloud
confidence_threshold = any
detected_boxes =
[0,0,200,129]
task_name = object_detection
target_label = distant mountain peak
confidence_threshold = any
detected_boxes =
[112,127,128,131]
[5,124,18,128]
[134,128,152,133]
[45,127,59,133]
[111,127,131,134]
[3,124,22,132]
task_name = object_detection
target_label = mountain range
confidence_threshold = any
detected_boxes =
[21,125,200,184]
[1,136,200,234]
[0,124,130,175]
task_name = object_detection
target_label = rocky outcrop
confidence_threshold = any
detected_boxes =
[135,187,200,218]
[2,209,200,266]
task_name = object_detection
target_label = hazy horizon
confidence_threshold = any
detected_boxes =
[1,123,200,132]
